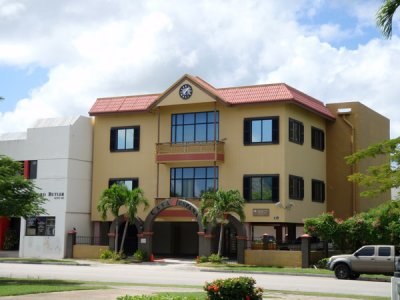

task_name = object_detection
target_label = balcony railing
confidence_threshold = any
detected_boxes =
[156,141,225,163]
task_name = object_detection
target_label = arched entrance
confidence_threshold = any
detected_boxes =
[108,215,144,255]
[209,214,247,262]
[139,198,247,263]
[141,198,204,258]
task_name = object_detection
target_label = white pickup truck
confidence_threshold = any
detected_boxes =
[327,245,399,279]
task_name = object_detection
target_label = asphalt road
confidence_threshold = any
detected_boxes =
[0,260,391,298]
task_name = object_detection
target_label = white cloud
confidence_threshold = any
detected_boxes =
[0,0,399,140]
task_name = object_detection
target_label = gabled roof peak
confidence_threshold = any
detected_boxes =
[89,75,335,120]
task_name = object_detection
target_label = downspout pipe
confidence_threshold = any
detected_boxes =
[340,113,357,215]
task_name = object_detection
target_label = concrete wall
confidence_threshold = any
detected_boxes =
[0,116,93,258]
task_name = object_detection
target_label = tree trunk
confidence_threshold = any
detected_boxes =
[115,218,119,253]
[218,223,224,256]
[119,220,129,255]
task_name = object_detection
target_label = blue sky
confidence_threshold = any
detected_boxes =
[0,0,399,137]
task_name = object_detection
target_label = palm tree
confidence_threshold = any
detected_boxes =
[97,184,129,253]
[119,188,149,254]
[200,189,245,256]
[376,0,400,39]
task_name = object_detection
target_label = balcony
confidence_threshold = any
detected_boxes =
[156,141,225,164]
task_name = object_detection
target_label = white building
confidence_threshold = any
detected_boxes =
[0,116,93,258]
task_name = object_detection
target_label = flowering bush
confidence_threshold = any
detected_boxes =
[204,277,263,300]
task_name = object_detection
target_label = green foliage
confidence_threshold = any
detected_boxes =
[196,256,208,263]
[117,295,200,300]
[207,253,227,264]
[0,156,47,218]
[99,249,122,260]
[204,277,263,300]
[200,190,245,226]
[305,201,400,251]
[376,0,400,39]
[97,184,148,254]
[346,137,400,198]
[133,249,148,262]
[200,189,245,256]
[315,258,330,269]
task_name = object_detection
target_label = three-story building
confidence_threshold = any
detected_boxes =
[89,74,389,262]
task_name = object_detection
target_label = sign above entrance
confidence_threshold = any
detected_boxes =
[150,198,199,219]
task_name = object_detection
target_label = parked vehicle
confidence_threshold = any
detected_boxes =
[327,245,399,279]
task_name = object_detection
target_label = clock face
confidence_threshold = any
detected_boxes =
[179,84,193,100]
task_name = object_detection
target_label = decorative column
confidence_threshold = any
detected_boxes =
[108,232,115,251]
[66,229,76,258]
[301,233,311,268]
[236,235,247,264]
[137,231,153,255]
[198,230,213,257]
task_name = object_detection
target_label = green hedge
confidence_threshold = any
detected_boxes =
[204,277,263,300]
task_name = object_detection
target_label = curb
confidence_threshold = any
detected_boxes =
[197,267,391,282]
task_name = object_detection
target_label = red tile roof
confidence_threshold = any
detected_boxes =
[89,75,335,120]
[89,94,159,115]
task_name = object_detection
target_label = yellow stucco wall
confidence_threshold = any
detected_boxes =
[91,82,329,225]
[73,245,109,259]
[245,249,302,267]
[326,102,390,219]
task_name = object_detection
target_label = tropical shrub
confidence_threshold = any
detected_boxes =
[315,258,329,269]
[133,249,148,262]
[304,201,400,252]
[196,255,208,263]
[207,253,226,264]
[204,277,263,300]
[99,249,122,260]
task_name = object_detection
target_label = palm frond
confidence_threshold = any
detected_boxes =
[376,0,400,39]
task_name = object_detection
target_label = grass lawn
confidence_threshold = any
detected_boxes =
[0,278,106,296]
[121,291,389,300]
[0,257,79,264]
[196,262,391,280]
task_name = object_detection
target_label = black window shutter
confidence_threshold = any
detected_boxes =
[110,128,117,151]
[300,123,304,144]
[272,118,279,144]
[243,176,250,201]
[300,177,304,199]
[289,119,293,141]
[243,119,251,145]
[289,176,293,198]
[321,131,325,151]
[321,182,325,201]
[272,175,279,201]
[134,127,140,150]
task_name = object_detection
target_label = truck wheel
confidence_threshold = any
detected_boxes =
[334,264,350,279]
[350,272,360,279]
